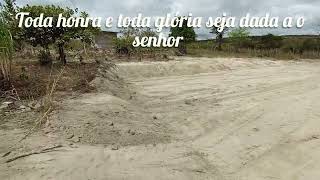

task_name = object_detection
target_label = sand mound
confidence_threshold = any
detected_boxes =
[116,57,275,79]
[49,58,280,146]
[90,62,137,100]
[50,62,170,146]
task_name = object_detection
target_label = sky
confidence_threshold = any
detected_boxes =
[2,0,320,39]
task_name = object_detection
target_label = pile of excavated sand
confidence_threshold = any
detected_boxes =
[116,57,281,79]
[48,58,283,147]
[49,62,171,146]
[90,62,136,100]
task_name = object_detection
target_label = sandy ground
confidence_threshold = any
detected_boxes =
[1,57,320,180]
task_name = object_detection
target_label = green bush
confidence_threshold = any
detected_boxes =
[302,39,320,51]
[228,28,250,51]
[281,38,304,54]
[113,27,159,57]
[38,49,53,65]
[113,36,135,55]
[258,34,283,49]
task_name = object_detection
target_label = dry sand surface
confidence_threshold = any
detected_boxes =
[1,57,320,180]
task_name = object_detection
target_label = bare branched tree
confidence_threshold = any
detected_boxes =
[210,22,228,51]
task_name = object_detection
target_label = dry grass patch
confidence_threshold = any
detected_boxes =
[1,62,97,101]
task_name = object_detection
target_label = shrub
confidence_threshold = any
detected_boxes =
[302,39,320,51]
[258,34,283,49]
[281,38,304,54]
[113,27,159,57]
[38,49,53,65]
[113,36,135,56]
[228,28,250,51]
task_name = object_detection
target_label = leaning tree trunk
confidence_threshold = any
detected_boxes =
[0,48,11,87]
[177,42,187,55]
[58,43,66,64]
[83,43,88,57]
[217,34,223,51]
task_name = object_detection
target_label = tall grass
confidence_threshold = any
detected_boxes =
[0,16,13,86]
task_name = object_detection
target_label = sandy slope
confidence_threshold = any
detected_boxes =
[1,57,320,180]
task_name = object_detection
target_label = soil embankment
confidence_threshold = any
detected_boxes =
[2,57,320,180]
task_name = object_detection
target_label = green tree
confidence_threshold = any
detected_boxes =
[18,5,73,64]
[1,0,17,31]
[114,27,158,57]
[0,0,21,49]
[18,5,99,64]
[113,26,140,56]
[228,27,250,51]
[76,11,100,55]
[169,17,196,54]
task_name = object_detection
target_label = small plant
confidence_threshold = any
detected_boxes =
[38,49,53,65]
[19,66,29,80]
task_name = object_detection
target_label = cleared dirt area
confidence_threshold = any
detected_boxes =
[1,57,320,180]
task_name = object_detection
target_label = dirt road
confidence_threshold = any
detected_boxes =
[2,57,320,180]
